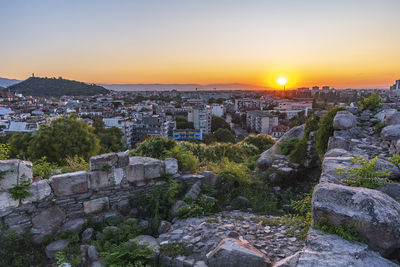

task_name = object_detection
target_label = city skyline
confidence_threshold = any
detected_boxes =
[1,0,400,89]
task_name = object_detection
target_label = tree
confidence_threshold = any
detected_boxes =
[176,117,194,129]
[7,132,33,159]
[98,126,125,153]
[28,115,101,164]
[212,128,235,143]
[211,115,231,133]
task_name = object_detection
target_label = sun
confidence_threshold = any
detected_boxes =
[277,76,287,86]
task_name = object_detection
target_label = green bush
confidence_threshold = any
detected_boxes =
[130,136,177,159]
[390,154,400,165]
[33,157,58,179]
[279,138,299,156]
[374,121,385,133]
[314,221,367,243]
[358,93,381,111]
[9,179,31,201]
[337,155,391,189]
[240,134,275,153]
[177,195,218,219]
[315,107,345,162]
[0,143,10,160]
[55,245,83,267]
[100,241,156,267]
[165,146,199,172]
[289,138,307,164]
[160,242,192,258]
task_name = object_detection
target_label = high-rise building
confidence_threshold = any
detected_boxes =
[187,106,212,134]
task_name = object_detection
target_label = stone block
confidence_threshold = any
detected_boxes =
[32,206,66,241]
[22,179,52,204]
[83,197,109,214]
[144,160,164,179]
[116,152,129,168]
[126,162,145,185]
[112,167,125,185]
[50,171,88,197]
[45,239,70,258]
[164,158,178,175]
[0,191,19,212]
[89,153,118,171]
[89,171,109,190]
[0,159,33,191]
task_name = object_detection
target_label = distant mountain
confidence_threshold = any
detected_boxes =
[7,77,109,97]
[0,77,21,87]
[99,83,267,91]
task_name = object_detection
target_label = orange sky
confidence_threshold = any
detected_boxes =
[1,0,400,89]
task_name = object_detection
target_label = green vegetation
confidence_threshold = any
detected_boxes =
[211,115,231,133]
[130,136,176,159]
[205,128,235,143]
[337,155,391,189]
[315,107,345,162]
[160,242,192,258]
[164,146,199,172]
[9,180,31,200]
[0,143,10,159]
[176,116,194,129]
[177,195,218,219]
[374,121,385,133]
[33,157,58,179]
[390,154,400,166]
[279,138,299,155]
[93,119,125,153]
[358,93,381,111]
[7,77,109,97]
[315,221,367,243]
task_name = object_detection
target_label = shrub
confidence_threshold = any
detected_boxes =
[374,121,385,133]
[9,179,31,200]
[358,93,381,111]
[240,134,275,153]
[289,138,307,164]
[390,154,400,165]
[62,155,89,172]
[314,221,367,243]
[337,155,391,189]
[55,245,83,267]
[315,107,345,162]
[33,157,58,179]
[177,195,218,219]
[0,143,9,160]
[165,146,199,172]
[100,241,156,267]
[279,138,299,156]
[130,136,177,159]
[160,242,192,258]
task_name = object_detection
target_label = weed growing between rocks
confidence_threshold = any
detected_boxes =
[314,221,368,244]
[160,242,193,258]
[177,195,218,219]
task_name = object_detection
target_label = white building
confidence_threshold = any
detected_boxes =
[103,117,135,148]
[187,106,212,134]
[211,104,224,117]
[246,110,278,134]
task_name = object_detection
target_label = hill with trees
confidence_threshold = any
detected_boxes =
[6,76,109,96]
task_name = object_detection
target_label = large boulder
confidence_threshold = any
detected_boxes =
[319,150,355,184]
[0,159,33,190]
[376,158,400,180]
[31,206,66,242]
[207,238,271,267]
[164,158,178,175]
[89,153,118,171]
[49,171,88,197]
[333,111,357,130]
[312,182,400,257]
[293,229,398,267]
[385,112,400,126]
[327,136,350,151]
[381,125,400,140]
[375,109,398,122]
[377,183,400,201]
[261,125,304,158]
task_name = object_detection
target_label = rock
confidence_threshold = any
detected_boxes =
[381,125,400,140]
[180,174,205,184]
[125,161,145,185]
[194,261,208,267]
[333,111,357,130]
[375,109,398,122]
[327,136,350,151]
[262,125,304,158]
[92,261,105,267]
[376,158,400,180]
[295,229,398,267]
[61,218,87,233]
[396,140,400,154]
[268,173,281,184]
[257,157,272,171]
[164,158,179,175]
[89,171,109,190]
[272,251,300,267]
[32,206,66,242]
[83,197,109,214]
[377,183,400,201]
[89,153,118,171]
[0,159,33,190]
[385,112,400,126]
[158,220,173,234]
[207,238,271,267]
[116,152,129,168]
[111,167,125,185]
[21,179,52,204]
[233,196,250,209]
[82,228,94,242]
[227,231,240,239]
[184,181,202,200]
[312,182,400,257]
[202,171,218,185]
[45,239,70,258]
[131,235,160,254]
[88,245,99,261]
[0,191,19,212]
[144,159,164,179]
[49,171,88,197]
[128,156,164,180]
[172,200,184,216]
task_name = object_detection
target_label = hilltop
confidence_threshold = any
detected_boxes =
[6,77,109,97]
[0,77,21,87]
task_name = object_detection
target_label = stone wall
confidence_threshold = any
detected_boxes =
[0,152,183,243]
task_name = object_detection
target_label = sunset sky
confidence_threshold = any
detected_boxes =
[1,0,400,89]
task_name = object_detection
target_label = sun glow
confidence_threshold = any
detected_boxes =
[277,77,288,86]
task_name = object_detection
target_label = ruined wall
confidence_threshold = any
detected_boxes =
[0,152,181,243]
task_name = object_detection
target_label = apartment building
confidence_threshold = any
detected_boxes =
[187,106,212,134]
[246,110,278,134]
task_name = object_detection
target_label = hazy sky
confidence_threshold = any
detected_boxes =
[1,0,400,89]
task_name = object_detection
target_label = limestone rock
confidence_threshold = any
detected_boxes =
[333,111,357,130]
[0,191,19,213]
[45,239,70,258]
[89,153,118,171]
[22,179,52,204]
[116,152,129,168]
[158,220,172,234]
[207,238,271,267]
[202,171,218,185]
[257,157,272,171]
[88,245,99,261]
[262,125,304,158]
[376,158,400,180]
[312,182,400,257]
[61,218,87,233]
[131,235,160,254]
[184,181,202,200]
[82,228,94,242]
[0,159,33,190]
[83,197,109,214]
[49,171,88,197]
[327,136,350,151]
[385,112,400,126]
[375,109,398,122]
[164,158,179,175]
[377,183,400,201]
[381,125,400,140]
[89,171,109,190]
[126,161,145,185]
[295,229,398,267]
[32,206,66,242]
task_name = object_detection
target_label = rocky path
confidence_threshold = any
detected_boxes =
[157,210,304,265]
